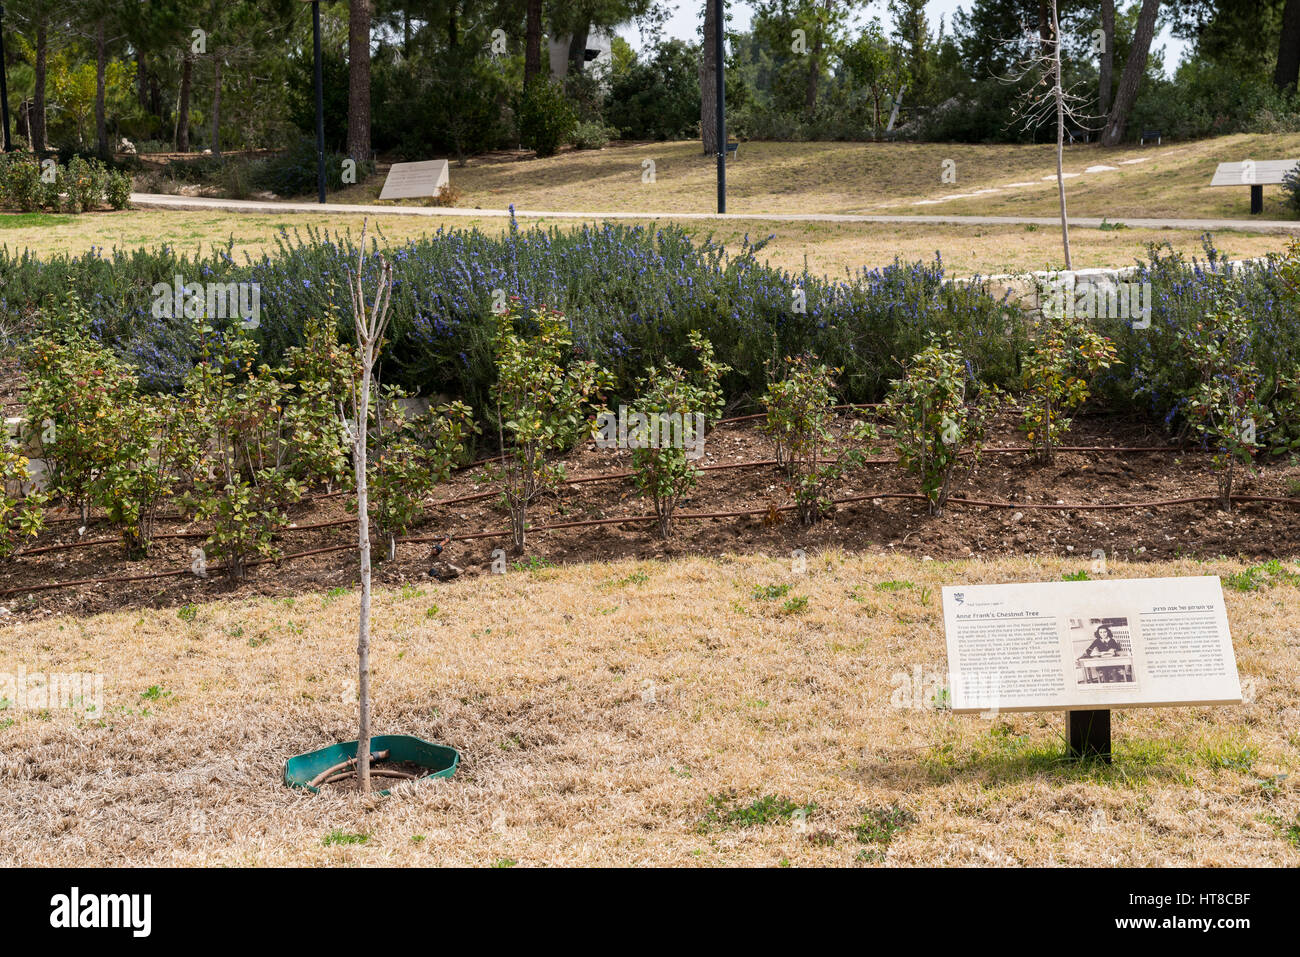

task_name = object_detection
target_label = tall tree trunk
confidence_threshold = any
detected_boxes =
[347,0,372,164]
[1099,0,1115,118]
[32,17,47,153]
[805,35,822,114]
[524,0,544,85]
[175,54,193,152]
[1276,0,1300,92]
[1100,0,1160,147]
[568,25,589,75]
[701,0,719,155]
[95,20,108,157]
[149,71,162,121]
[1038,1,1051,57]
[210,57,222,157]
[137,52,149,110]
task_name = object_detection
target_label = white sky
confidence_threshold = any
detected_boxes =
[627,1,1186,78]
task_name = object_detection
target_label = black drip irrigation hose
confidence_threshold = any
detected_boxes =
[12,442,1187,559]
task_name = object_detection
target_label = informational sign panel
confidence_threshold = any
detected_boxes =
[378,160,450,200]
[1209,159,1298,186]
[942,577,1242,714]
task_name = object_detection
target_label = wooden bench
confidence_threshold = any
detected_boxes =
[724,141,739,160]
[1065,127,1090,144]
[1140,129,1162,145]
[1210,159,1299,214]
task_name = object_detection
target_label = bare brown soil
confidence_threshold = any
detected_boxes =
[4,411,1300,621]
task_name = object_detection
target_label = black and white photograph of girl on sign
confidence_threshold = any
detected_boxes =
[1070,617,1137,687]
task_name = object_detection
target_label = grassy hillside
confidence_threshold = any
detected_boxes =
[338,133,1300,221]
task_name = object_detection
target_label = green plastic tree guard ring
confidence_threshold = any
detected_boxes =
[284,734,459,795]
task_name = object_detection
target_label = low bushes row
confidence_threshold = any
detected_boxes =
[0,154,132,213]
[4,279,1293,569]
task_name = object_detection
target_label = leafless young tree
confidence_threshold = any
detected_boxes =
[998,0,1089,269]
[346,222,393,795]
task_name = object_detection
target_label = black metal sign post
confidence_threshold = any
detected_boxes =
[714,0,725,214]
[1068,709,1112,763]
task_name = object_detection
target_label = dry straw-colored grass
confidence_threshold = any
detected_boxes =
[1,552,1297,867]
[361,134,1300,220]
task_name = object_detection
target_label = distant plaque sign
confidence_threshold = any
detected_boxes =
[378,160,450,200]
[942,576,1242,715]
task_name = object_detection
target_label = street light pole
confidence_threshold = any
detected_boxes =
[0,3,13,153]
[714,0,726,214]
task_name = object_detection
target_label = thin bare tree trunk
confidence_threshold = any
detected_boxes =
[210,56,222,157]
[1052,1,1071,269]
[354,374,372,792]
[349,223,393,795]
[95,20,108,156]
[175,55,193,152]
[1100,0,1161,146]
[701,0,719,155]
[1099,0,1114,118]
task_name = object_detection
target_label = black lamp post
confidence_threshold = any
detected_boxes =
[0,3,12,152]
[301,0,326,204]
[714,0,726,214]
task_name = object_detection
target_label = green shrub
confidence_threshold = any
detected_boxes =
[0,155,44,211]
[1175,291,1269,510]
[180,328,304,580]
[627,332,728,538]
[365,388,475,558]
[570,120,610,151]
[1020,314,1117,464]
[487,301,612,551]
[106,170,133,209]
[20,315,136,523]
[605,39,701,141]
[518,80,577,158]
[883,338,1001,516]
[248,137,360,197]
[0,445,47,559]
[0,154,120,213]
[1283,164,1300,215]
[278,315,357,491]
[64,156,106,213]
[94,394,197,558]
[761,355,877,525]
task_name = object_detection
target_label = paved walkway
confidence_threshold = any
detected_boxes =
[130,193,1300,234]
